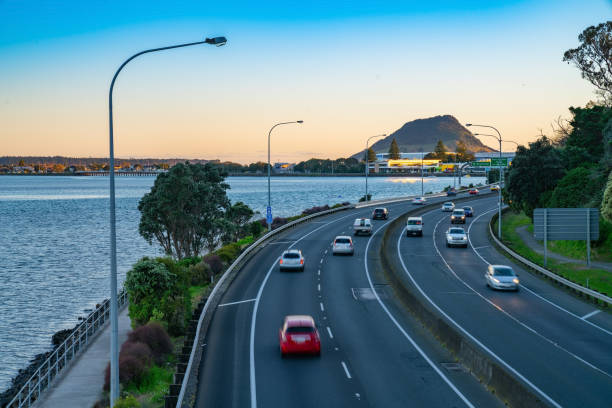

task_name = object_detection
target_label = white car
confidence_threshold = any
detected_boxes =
[441,202,455,212]
[485,265,520,291]
[353,218,373,236]
[445,227,468,248]
[411,197,426,205]
[279,249,305,271]
[406,217,423,236]
[332,236,354,255]
[450,209,466,224]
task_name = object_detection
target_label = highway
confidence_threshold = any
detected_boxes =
[193,189,612,407]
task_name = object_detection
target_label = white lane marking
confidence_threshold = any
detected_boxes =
[468,208,612,337]
[364,216,476,408]
[218,298,256,307]
[472,245,490,250]
[320,302,325,312]
[317,283,321,292]
[250,211,359,408]
[433,216,612,380]
[320,258,323,264]
[582,310,602,320]
[325,249,328,254]
[318,269,321,276]
[396,222,562,408]
[327,326,334,339]
[341,361,352,379]
[266,241,295,245]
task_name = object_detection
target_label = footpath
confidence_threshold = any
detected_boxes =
[37,307,131,408]
[515,225,612,272]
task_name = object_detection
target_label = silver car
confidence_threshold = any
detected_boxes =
[279,249,305,271]
[441,202,455,212]
[445,227,468,248]
[450,209,466,224]
[332,236,354,255]
[485,265,520,291]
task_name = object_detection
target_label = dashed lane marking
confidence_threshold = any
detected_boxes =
[582,310,602,320]
[218,298,256,307]
[327,326,334,339]
[341,361,352,379]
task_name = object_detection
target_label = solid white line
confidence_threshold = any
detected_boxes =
[320,302,325,312]
[468,208,612,337]
[327,326,334,339]
[341,361,352,379]
[472,245,490,250]
[364,216,476,408]
[317,283,321,292]
[218,298,256,307]
[582,310,602,320]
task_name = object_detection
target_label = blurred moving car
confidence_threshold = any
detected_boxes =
[490,184,500,192]
[279,249,305,272]
[441,202,455,212]
[411,197,426,205]
[485,265,520,291]
[446,227,468,248]
[353,218,373,236]
[451,209,466,224]
[372,207,389,220]
[462,206,474,217]
[469,188,479,195]
[406,216,424,236]
[279,315,321,357]
[332,236,354,255]
[446,188,457,196]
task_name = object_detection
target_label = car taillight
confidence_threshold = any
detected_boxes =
[279,259,283,264]
[300,259,304,265]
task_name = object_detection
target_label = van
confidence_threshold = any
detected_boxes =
[406,217,423,236]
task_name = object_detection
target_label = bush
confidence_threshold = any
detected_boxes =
[114,395,141,408]
[125,258,175,327]
[203,254,224,275]
[120,341,153,366]
[159,291,191,336]
[128,323,173,365]
[188,261,213,286]
[104,355,148,391]
[176,256,201,269]
[156,257,190,287]
[216,242,241,263]
[249,220,264,237]
[358,194,372,202]
[271,217,288,229]
[302,205,330,215]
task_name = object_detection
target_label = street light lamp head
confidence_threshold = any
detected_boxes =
[205,36,227,46]
[465,123,472,127]
[297,120,304,123]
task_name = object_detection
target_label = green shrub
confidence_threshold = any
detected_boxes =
[188,262,213,286]
[216,242,241,264]
[249,220,264,237]
[158,291,191,336]
[125,258,175,327]
[114,395,140,408]
[176,256,201,269]
[601,169,612,223]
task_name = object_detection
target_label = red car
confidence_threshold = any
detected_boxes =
[468,188,479,195]
[279,315,321,357]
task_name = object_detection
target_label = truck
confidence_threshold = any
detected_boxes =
[353,218,373,236]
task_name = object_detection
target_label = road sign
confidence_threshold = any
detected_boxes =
[534,208,599,241]
[490,157,508,167]
[266,206,273,224]
[470,161,490,167]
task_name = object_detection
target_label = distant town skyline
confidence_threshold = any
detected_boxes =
[1,0,610,164]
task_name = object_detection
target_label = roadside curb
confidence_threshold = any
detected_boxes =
[379,194,547,408]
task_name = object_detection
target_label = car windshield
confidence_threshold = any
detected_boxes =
[283,253,300,259]
[335,238,351,244]
[449,229,465,234]
[375,209,384,213]
[444,203,453,206]
[286,326,314,333]
[408,220,421,225]
[463,207,472,211]
[453,210,464,215]
[493,267,515,276]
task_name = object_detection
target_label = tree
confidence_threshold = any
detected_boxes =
[388,138,400,160]
[365,148,377,162]
[138,162,231,259]
[224,201,254,242]
[546,167,601,208]
[601,170,612,223]
[506,136,565,217]
[433,140,448,161]
[563,21,612,105]
[52,164,65,173]
[18,159,25,166]
[565,105,612,162]
[455,140,475,162]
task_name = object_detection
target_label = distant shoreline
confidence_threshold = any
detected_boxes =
[0,172,479,178]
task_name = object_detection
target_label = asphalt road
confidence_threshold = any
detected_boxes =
[391,195,612,407]
[195,191,503,408]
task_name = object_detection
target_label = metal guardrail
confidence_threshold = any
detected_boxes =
[7,290,129,408]
[489,210,611,307]
[176,184,494,407]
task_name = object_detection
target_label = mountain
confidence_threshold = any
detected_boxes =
[351,115,495,159]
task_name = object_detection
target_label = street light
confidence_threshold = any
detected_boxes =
[365,134,387,202]
[267,120,303,231]
[419,148,424,196]
[466,123,505,240]
[107,36,226,407]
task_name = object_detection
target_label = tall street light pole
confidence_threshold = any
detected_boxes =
[420,148,424,196]
[466,124,504,240]
[365,134,387,202]
[267,121,303,231]
[107,36,226,407]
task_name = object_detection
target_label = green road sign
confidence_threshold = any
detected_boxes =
[490,157,508,167]
[470,161,491,167]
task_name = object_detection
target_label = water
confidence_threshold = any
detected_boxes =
[0,174,483,391]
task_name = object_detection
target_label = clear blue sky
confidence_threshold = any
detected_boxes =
[1,0,610,162]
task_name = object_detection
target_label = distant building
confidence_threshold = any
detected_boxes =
[274,162,295,172]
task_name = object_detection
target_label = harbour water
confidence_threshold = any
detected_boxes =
[0,174,484,391]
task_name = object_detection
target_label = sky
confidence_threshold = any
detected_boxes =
[1,0,611,164]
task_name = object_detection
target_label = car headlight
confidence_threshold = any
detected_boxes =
[513,278,519,284]
[462,237,467,240]
[492,277,500,283]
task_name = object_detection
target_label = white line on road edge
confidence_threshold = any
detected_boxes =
[364,216,476,408]
[320,302,325,312]
[582,310,602,320]
[472,245,490,250]
[327,326,334,339]
[249,211,359,408]
[218,298,256,307]
[467,208,612,337]
[341,361,352,379]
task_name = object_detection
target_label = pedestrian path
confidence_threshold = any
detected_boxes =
[37,307,131,408]
[515,225,612,272]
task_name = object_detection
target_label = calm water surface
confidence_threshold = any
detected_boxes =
[0,175,483,391]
